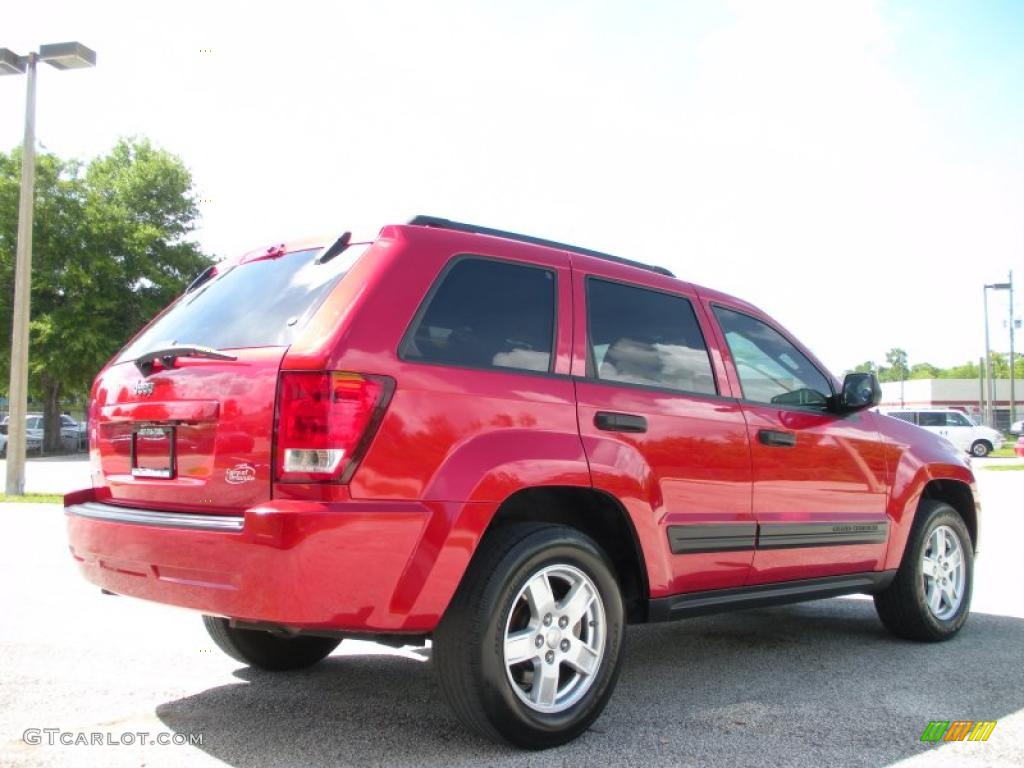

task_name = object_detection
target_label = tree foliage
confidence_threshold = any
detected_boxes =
[0,138,212,449]
[848,351,1022,382]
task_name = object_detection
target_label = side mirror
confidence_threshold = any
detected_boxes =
[831,372,882,413]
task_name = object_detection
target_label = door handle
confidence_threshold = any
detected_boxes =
[758,429,796,447]
[595,411,647,433]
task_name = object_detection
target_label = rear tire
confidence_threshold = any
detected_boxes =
[433,523,625,749]
[874,501,973,642]
[202,616,340,671]
[970,440,991,458]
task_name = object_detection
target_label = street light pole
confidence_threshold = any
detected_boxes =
[983,285,993,427]
[985,280,1012,431]
[4,53,36,496]
[1010,270,1016,428]
[1,42,95,495]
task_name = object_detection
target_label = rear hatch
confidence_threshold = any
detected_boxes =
[92,241,365,514]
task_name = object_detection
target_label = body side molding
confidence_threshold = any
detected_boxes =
[647,571,897,622]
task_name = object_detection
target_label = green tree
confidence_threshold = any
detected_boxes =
[0,138,212,450]
[878,348,909,383]
[850,360,877,374]
[909,362,940,380]
[986,351,1010,379]
[939,360,981,379]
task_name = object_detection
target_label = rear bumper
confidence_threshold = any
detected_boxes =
[65,488,464,632]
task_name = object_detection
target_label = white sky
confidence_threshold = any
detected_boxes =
[2,0,1021,374]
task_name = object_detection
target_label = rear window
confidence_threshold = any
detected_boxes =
[117,245,365,362]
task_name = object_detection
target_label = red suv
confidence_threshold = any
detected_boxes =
[65,217,979,748]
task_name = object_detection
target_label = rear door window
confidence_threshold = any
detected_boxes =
[118,245,366,362]
[586,279,717,395]
[918,412,947,427]
[400,257,556,373]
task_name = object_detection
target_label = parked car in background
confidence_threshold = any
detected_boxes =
[0,416,43,455]
[881,408,1004,457]
[0,413,83,453]
[59,414,87,450]
[1011,419,1023,436]
[65,217,981,748]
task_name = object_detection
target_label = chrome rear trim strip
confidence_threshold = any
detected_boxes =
[66,501,244,532]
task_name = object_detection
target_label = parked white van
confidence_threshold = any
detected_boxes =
[881,409,1004,457]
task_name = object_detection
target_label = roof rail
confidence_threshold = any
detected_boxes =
[407,215,675,277]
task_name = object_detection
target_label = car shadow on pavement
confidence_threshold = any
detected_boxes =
[156,599,1024,768]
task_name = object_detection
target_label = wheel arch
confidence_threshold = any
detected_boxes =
[480,485,651,623]
[920,478,978,551]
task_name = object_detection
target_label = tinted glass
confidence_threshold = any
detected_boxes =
[587,279,716,395]
[714,307,832,406]
[118,245,366,362]
[889,412,918,424]
[918,412,946,427]
[402,258,555,373]
[945,412,971,426]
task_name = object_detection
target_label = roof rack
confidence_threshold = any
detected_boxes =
[407,215,675,277]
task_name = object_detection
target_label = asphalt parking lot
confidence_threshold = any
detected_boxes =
[1,460,1022,767]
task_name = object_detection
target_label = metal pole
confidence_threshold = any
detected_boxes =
[979,356,985,422]
[5,52,37,496]
[1010,270,1016,428]
[983,286,993,427]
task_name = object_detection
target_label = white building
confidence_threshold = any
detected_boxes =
[878,378,1017,429]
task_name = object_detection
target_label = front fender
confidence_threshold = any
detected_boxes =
[882,424,976,570]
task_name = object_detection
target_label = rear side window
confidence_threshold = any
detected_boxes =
[118,245,366,362]
[919,412,947,427]
[889,412,918,424]
[587,279,717,395]
[401,257,556,373]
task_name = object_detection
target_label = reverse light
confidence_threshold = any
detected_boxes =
[275,371,394,482]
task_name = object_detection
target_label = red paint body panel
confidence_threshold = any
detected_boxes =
[569,262,754,595]
[66,220,980,635]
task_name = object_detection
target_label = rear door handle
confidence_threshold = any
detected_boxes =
[758,429,796,447]
[595,411,647,433]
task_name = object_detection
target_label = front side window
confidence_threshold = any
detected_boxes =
[945,412,971,427]
[714,307,832,407]
[401,257,556,373]
[587,279,716,395]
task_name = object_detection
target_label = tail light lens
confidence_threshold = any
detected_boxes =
[275,371,394,482]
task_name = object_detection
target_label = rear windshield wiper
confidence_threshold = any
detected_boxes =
[135,344,238,375]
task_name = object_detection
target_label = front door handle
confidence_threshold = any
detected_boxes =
[595,411,647,433]
[758,429,796,447]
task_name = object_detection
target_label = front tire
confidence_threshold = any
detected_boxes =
[970,440,992,458]
[434,523,625,749]
[202,616,340,671]
[874,501,973,641]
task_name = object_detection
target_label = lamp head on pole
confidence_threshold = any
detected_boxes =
[0,48,27,75]
[38,42,96,70]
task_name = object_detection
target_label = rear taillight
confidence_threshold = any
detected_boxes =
[275,371,394,482]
